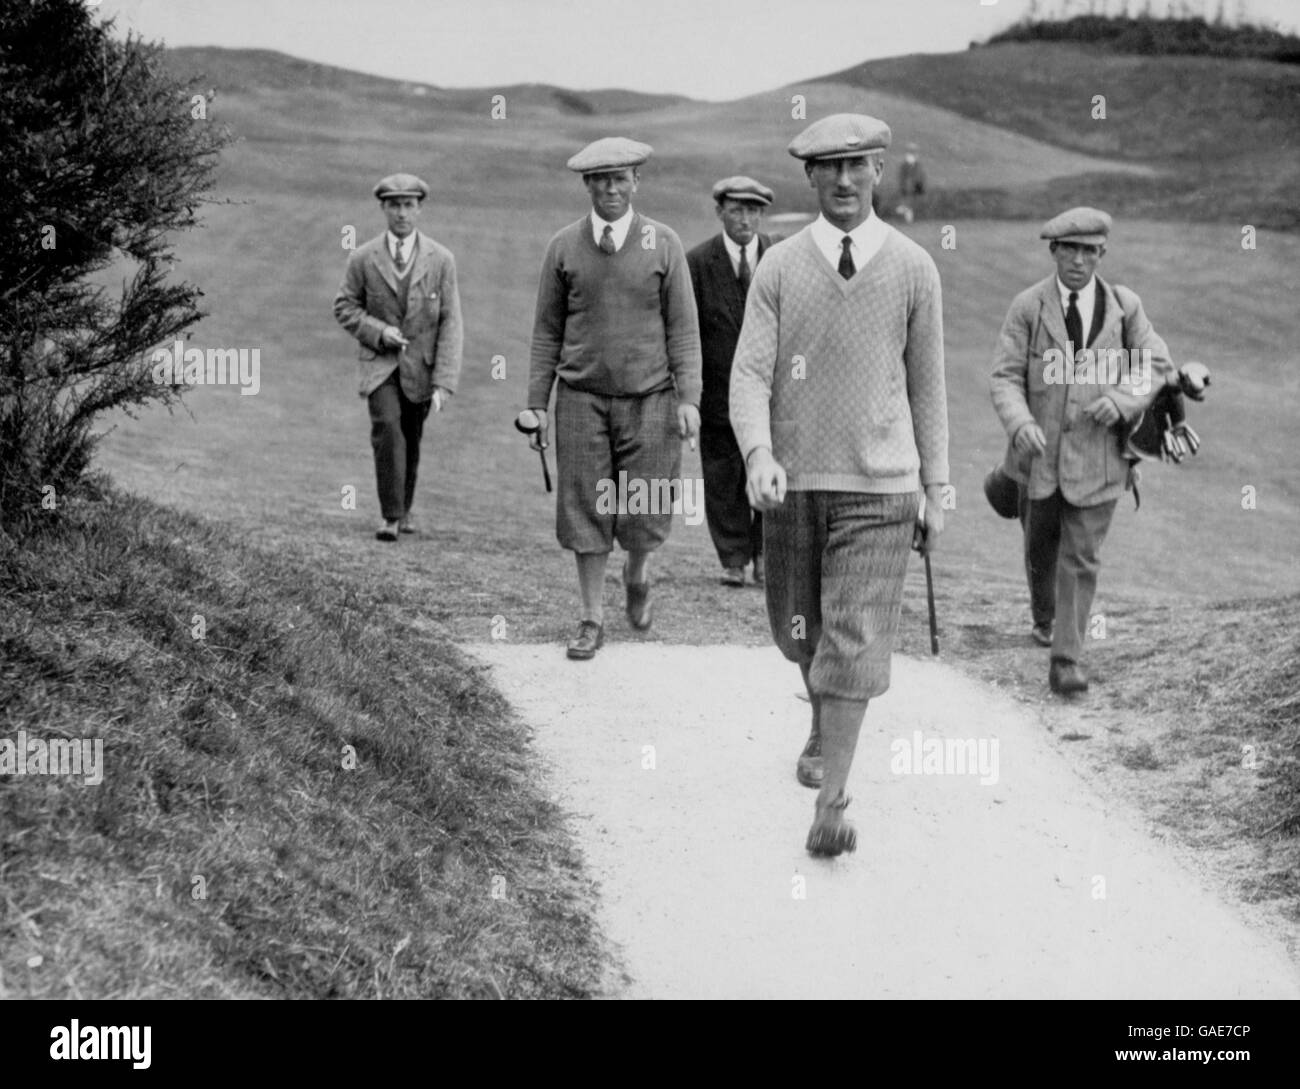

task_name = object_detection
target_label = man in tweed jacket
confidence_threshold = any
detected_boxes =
[730,114,949,857]
[334,173,463,541]
[990,207,1174,696]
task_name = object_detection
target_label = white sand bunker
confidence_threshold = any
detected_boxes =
[467,642,1300,1000]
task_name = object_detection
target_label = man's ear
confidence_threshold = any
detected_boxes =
[805,163,815,188]
[1097,244,1107,260]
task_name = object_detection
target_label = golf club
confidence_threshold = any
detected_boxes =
[913,519,939,656]
[514,409,553,493]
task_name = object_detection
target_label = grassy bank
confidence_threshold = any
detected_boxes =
[0,480,610,999]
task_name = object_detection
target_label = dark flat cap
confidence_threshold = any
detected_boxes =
[788,113,891,161]
[711,175,774,205]
[374,173,430,201]
[566,137,652,174]
[983,465,1021,520]
[1041,206,1112,245]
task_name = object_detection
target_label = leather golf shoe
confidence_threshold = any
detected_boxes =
[796,731,824,789]
[1049,658,1088,695]
[623,561,652,631]
[375,519,399,542]
[566,620,604,660]
[1031,622,1053,647]
[721,567,745,587]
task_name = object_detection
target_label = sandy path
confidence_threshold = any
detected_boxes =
[467,642,1300,1000]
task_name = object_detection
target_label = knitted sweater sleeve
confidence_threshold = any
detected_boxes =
[905,255,950,487]
[527,233,567,410]
[728,254,779,460]
[660,229,703,407]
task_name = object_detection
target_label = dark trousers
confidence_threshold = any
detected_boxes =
[368,371,431,521]
[700,421,762,569]
[1019,487,1117,664]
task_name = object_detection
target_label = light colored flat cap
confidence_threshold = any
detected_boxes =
[788,113,891,161]
[566,136,652,174]
[373,173,430,201]
[1041,206,1113,245]
[711,175,774,205]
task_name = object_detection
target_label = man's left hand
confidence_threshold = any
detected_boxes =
[677,403,700,450]
[432,387,449,412]
[1083,396,1121,427]
[916,484,945,556]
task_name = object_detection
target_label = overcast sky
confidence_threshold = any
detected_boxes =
[94,0,1299,101]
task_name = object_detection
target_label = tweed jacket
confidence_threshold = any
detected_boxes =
[686,232,771,425]
[990,274,1174,507]
[333,230,463,402]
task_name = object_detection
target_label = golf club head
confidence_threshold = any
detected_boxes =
[514,409,540,435]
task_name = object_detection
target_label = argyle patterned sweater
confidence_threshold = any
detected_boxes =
[729,225,949,493]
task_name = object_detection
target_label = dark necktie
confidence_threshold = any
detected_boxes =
[838,236,855,280]
[1065,290,1083,354]
[599,224,616,255]
[737,245,751,293]
[393,238,407,271]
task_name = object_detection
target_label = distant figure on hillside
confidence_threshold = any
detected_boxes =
[989,206,1175,697]
[731,114,949,857]
[895,142,927,224]
[687,175,774,588]
[333,173,463,542]
[525,138,702,661]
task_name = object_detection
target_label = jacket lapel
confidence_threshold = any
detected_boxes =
[404,232,436,308]
[1091,277,1123,348]
[1036,276,1070,354]
[372,237,402,299]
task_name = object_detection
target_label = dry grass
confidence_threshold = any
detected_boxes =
[0,478,610,999]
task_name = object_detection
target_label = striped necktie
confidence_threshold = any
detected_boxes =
[393,237,407,271]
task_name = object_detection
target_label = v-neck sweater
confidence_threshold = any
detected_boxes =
[529,212,702,408]
[730,225,949,493]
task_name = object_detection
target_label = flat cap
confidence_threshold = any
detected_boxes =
[566,136,652,174]
[1041,206,1112,245]
[788,113,891,161]
[373,173,430,201]
[711,175,774,206]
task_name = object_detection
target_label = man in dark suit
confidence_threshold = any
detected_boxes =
[334,173,463,542]
[686,176,774,587]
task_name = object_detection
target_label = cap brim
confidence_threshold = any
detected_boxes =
[1047,233,1107,245]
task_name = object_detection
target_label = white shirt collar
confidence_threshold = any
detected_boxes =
[809,210,888,273]
[591,207,635,251]
[721,232,756,275]
[387,230,416,260]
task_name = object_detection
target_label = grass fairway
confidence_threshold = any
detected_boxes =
[7,45,1299,995]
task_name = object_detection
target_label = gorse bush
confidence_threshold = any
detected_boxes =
[0,0,232,533]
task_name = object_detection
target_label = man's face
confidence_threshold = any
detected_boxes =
[584,168,639,222]
[806,154,881,232]
[717,198,764,246]
[1051,240,1105,292]
[383,196,422,238]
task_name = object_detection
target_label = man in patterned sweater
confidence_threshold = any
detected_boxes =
[527,138,702,660]
[731,114,949,857]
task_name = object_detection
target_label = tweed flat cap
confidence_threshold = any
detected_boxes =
[566,137,652,174]
[711,175,774,205]
[1041,206,1112,245]
[788,114,891,161]
[374,173,430,201]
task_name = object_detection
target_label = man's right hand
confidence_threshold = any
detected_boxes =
[1013,422,1047,458]
[745,447,787,511]
[528,409,549,452]
[381,325,410,349]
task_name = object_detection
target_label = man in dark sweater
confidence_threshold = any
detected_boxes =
[687,176,774,588]
[526,137,702,660]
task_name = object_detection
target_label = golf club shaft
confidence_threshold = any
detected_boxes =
[539,449,552,493]
[924,552,938,656]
